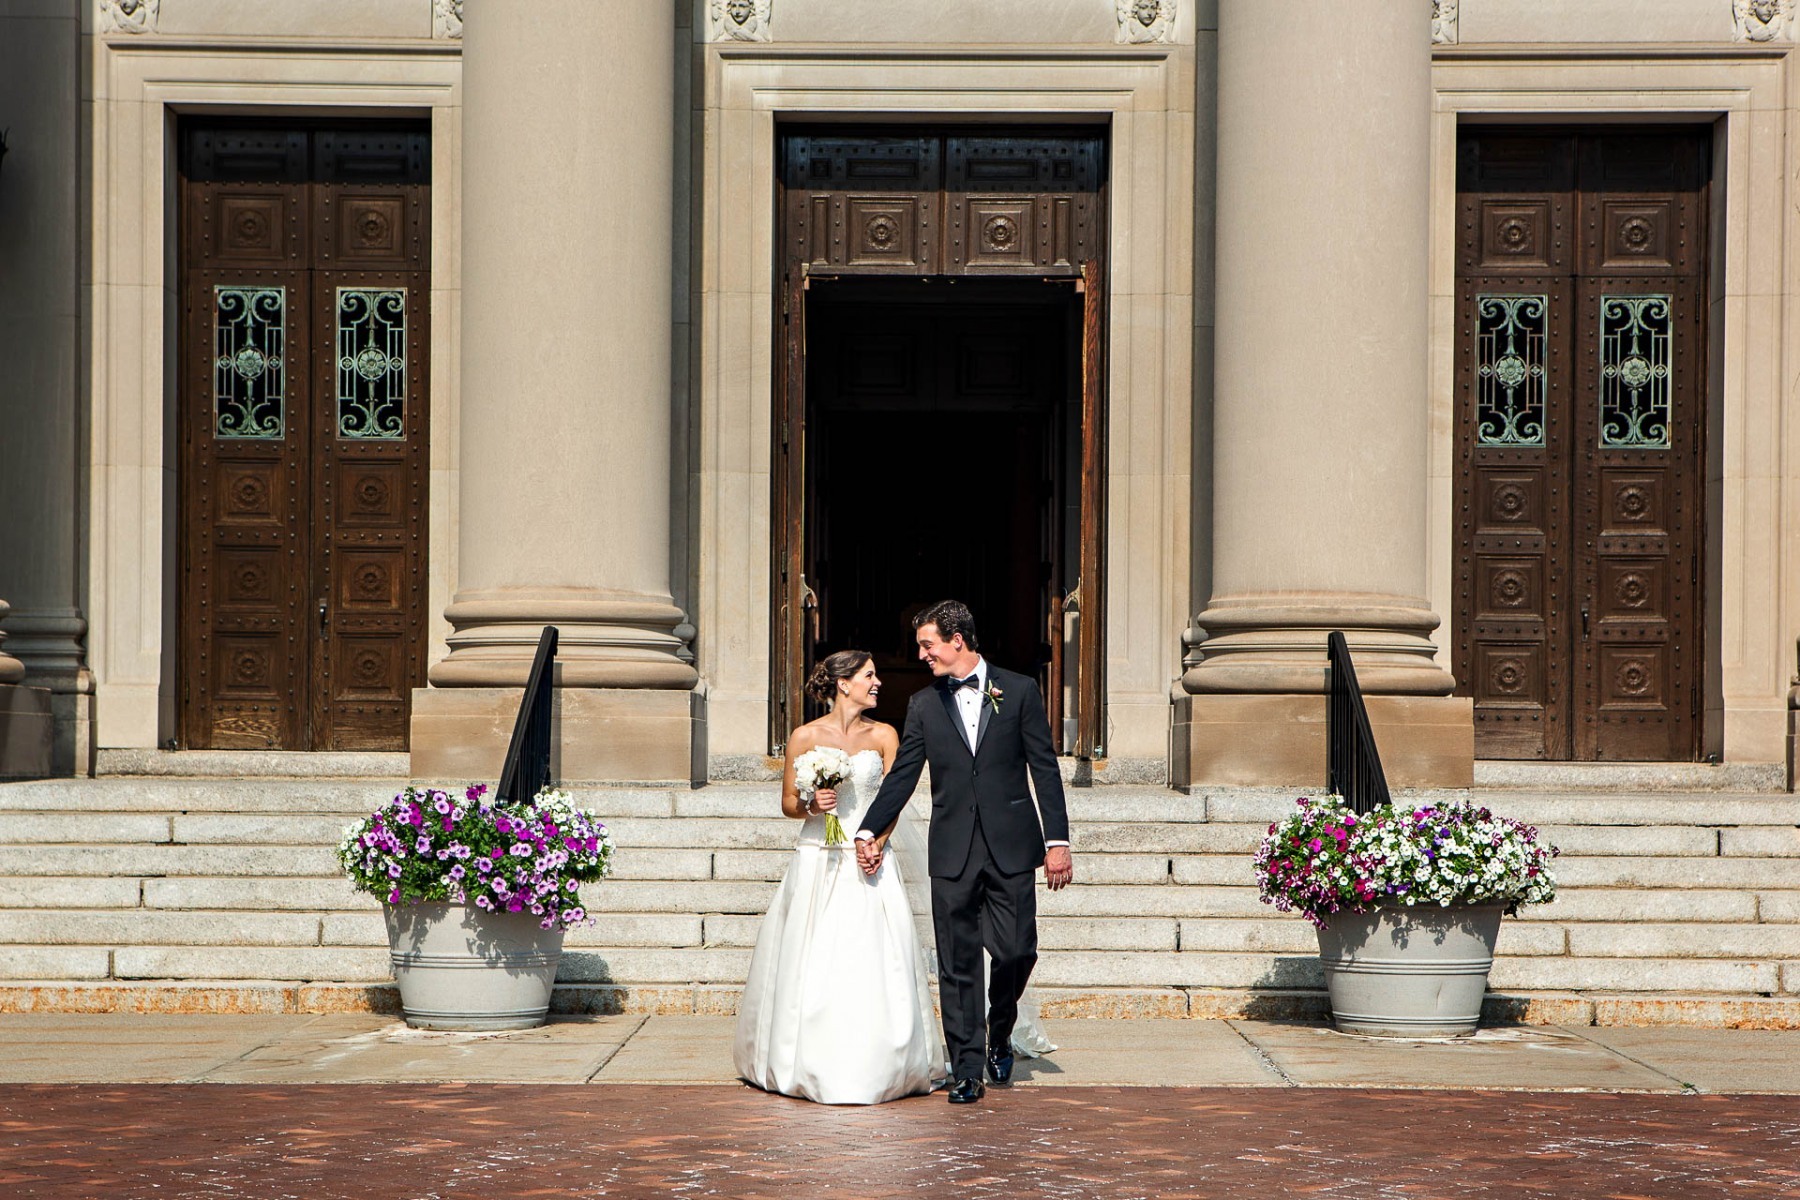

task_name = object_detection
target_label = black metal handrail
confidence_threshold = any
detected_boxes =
[1327,630,1391,815]
[496,626,558,805]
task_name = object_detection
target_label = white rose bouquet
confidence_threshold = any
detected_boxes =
[791,745,855,845]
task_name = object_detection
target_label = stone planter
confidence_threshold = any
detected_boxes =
[384,902,565,1031]
[1315,903,1504,1037]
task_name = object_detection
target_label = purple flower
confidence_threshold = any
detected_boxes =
[415,836,432,854]
[449,865,465,880]
[434,797,452,815]
[387,863,402,879]
[511,843,533,858]
[388,887,400,903]
[475,857,493,874]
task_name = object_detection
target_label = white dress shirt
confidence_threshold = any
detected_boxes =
[857,656,1067,849]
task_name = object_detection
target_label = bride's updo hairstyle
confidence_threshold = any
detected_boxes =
[805,649,873,706]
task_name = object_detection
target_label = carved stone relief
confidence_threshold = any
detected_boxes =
[711,0,772,42]
[1116,0,1174,44]
[1734,0,1794,41]
[99,0,157,34]
[1432,0,1458,45]
[433,0,463,40]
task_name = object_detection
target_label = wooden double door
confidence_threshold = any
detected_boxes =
[178,124,430,751]
[1454,129,1709,761]
[772,129,1108,757]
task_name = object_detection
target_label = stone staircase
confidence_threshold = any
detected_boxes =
[2,761,1799,1026]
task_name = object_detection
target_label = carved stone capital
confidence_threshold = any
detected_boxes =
[98,0,157,34]
[433,0,463,40]
[1432,0,1459,45]
[710,0,772,42]
[1734,0,1794,41]
[1116,0,1175,44]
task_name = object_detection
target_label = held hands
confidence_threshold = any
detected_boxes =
[1043,845,1074,891]
[855,834,884,876]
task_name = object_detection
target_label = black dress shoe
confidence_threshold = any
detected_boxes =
[946,1076,986,1105]
[986,1046,1015,1085]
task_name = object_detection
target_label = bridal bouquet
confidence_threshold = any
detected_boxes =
[791,745,854,845]
[1253,795,1559,928]
[339,783,614,931]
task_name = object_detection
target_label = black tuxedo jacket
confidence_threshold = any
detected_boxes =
[859,664,1070,878]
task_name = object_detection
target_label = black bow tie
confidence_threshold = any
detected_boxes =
[951,674,981,691]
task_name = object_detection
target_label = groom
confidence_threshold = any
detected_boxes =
[855,599,1073,1105]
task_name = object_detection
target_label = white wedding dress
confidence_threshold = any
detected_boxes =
[733,749,945,1104]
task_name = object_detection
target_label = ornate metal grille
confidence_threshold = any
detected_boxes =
[212,286,286,439]
[1474,294,1547,447]
[1599,294,1671,449]
[335,288,407,439]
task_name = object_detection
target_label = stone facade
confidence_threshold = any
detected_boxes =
[1,0,1797,789]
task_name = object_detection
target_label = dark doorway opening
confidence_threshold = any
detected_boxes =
[803,279,1081,725]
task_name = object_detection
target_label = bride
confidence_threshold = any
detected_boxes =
[733,649,942,1104]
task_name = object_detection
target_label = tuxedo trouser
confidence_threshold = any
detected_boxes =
[931,812,1039,1080]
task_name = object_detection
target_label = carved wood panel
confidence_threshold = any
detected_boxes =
[1454,129,1706,762]
[180,124,429,752]
[779,130,1105,278]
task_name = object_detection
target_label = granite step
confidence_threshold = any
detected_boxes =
[9,942,1787,998]
[5,774,1800,1018]
[16,911,1793,961]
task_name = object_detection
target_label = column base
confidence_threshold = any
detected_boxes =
[0,684,55,780]
[409,686,704,785]
[1171,692,1472,791]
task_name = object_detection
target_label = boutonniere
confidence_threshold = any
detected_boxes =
[983,681,1004,713]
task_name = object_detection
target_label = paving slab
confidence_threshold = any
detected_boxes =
[199,1013,643,1084]
[1570,1025,1800,1093]
[0,1013,316,1083]
[1230,1019,1686,1092]
[589,1013,741,1083]
[1008,1018,1276,1087]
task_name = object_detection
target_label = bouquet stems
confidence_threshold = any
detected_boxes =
[824,813,846,845]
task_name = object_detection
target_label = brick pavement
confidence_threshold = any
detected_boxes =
[2,1084,1797,1199]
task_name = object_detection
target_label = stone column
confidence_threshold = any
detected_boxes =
[1174,0,1471,788]
[0,1,86,778]
[410,0,700,782]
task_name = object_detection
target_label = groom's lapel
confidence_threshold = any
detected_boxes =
[973,671,996,753]
[936,681,975,756]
